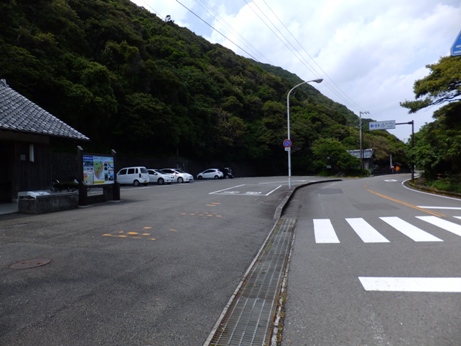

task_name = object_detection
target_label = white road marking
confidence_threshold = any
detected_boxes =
[359,277,461,292]
[346,218,390,243]
[380,217,443,242]
[418,206,461,210]
[266,185,282,196]
[209,184,281,196]
[314,219,340,243]
[417,216,461,237]
[209,184,245,194]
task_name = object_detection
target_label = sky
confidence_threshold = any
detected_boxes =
[131,0,461,142]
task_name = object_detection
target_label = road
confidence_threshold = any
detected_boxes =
[282,174,461,345]
[0,176,316,346]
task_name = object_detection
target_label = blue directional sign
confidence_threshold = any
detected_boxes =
[451,30,461,57]
[369,120,396,130]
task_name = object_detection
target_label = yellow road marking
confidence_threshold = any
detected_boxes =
[364,183,445,217]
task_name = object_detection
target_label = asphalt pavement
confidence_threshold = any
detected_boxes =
[5,175,449,346]
[0,177,316,346]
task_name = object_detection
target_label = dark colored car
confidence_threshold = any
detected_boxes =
[220,167,234,179]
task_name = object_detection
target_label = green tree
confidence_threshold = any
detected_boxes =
[312,138,361,175]
[400,56,461,114]
[401,56,461,177]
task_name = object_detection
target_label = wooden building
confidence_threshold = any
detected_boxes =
[0,79,89,203]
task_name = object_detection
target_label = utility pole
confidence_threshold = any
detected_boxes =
[359,111,369,173]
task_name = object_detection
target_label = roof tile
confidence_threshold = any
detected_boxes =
[0,79,89,140]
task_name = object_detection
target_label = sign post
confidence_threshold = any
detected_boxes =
[369,120,414,183]
[283,139,292,188]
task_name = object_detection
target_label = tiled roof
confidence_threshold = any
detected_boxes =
[0,79,89,140]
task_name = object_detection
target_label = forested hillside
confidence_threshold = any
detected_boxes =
[0,0,405,174]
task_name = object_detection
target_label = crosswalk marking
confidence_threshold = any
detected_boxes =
[314,219,340,243]
[359,277,461,292]
[379,217,443,242]
[345,218,389,243]
[417,216,461,237]
[312,216,461,244]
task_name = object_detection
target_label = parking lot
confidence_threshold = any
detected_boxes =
[0,177,314,345]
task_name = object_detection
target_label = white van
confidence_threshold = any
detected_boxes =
[116,167,149,186]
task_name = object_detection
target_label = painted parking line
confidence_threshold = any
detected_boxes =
[209,184,282,196]
[209,184,246,195]
[359,277,461,292]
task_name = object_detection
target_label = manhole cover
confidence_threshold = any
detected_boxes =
[10,258,52,269]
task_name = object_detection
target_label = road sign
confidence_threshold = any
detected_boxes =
[369,120,396,130]
[283,139,292,148]
[451,30,461,57]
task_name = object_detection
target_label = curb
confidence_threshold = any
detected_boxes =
[273,179,342,220]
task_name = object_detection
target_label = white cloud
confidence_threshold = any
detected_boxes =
[132,0,461,141]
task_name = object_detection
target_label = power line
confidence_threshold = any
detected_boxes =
[259,0,364,111]
[131,0,164,19]
[194,0,272,63]
[136,0,367,115]
[247,0,365,113]
[176,0,261,62]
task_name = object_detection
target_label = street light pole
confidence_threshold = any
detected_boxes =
[287,78,323,189]
[359,111,369,173]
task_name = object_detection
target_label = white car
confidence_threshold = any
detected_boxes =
[160,168,194,183]
[197,168,223,179]
[147,169,175,185]
[116,166,149,186]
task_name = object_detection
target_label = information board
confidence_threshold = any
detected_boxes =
[82,155,114,185]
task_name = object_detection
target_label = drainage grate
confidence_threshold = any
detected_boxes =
[10,258,52,269]
[207,218,296,346]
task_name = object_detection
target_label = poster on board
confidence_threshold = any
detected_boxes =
[82,155,114,185]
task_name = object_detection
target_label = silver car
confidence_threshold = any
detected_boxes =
[147,169,175,185]
[160,168,194,183]
[197,168,223,179]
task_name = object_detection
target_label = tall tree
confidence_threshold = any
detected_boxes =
[400,56,461,116]
[401,56,461,177]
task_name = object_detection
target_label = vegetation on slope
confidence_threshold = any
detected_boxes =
[1,0,405,174]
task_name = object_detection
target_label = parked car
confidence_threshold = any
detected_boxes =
[160,168,194,183]
[197,168,223,180]
[147,169,175,185]
[220,167,234,179]
[116,166,149,186]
